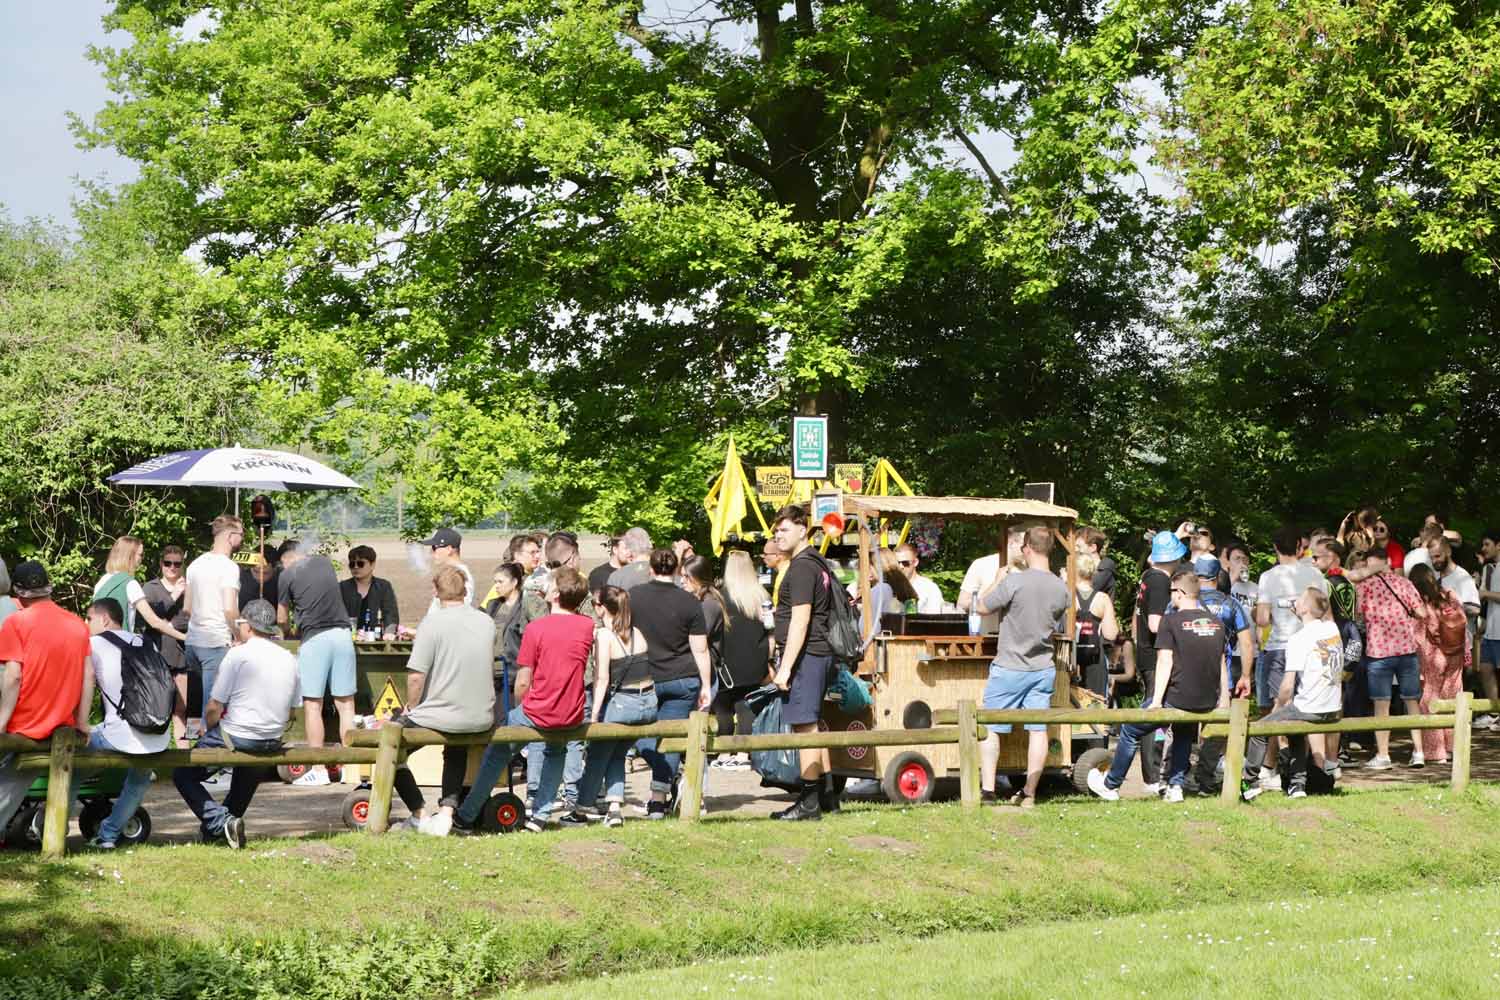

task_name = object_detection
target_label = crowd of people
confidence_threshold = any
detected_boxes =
[1,503,1497,850]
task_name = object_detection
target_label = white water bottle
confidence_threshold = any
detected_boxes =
[967,590,982,636]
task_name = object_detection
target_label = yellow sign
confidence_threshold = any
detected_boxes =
[833,464,864,493]
[756,466,793,506]
[373,677,404,720]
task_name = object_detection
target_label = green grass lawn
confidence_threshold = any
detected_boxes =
[519,883,1500,999]
[2,787,1499,998]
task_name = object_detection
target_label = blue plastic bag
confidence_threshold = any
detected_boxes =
[829,666,871,713]
[745,684,801,792]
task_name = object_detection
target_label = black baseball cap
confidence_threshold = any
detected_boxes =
[421,527,463,549]
[11,560,51,599]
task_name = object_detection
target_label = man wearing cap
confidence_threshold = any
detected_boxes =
[423,528,474,612]
[1129,531,1189,793]
[0,561,91,835]
[172,599,300,848]
[1187,554,1254,793]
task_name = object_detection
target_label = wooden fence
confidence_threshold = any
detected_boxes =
[1,693,1482,858]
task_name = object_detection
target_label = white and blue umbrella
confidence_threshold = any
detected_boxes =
[108,447,360,492]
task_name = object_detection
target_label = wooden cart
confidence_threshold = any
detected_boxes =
[822,495,1110,803]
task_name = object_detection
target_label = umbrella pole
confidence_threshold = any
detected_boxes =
[258,525,266,599]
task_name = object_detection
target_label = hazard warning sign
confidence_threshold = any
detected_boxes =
[373,677,404,720]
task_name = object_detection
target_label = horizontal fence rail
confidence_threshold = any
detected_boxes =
[7,693,1480,857]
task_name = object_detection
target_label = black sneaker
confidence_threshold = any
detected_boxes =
[450,814,477,837]
[223,815,246,850]
[557,810,592,828]
[980,790,999,805]
[646,800,668,820]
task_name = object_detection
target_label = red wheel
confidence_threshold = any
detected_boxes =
[341,787,373,831]
[278,763,307,783]
[480,792,527,834]
[881,751,935,805]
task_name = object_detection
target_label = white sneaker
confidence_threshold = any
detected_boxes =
[1140,782,1162,797]
[419,812,452,837]
[1409,752,1425,769]
[1366,755,1394,770]
[1086,768,1118,801]
[1163,785,1184,803]
[292,765,331,787]
[1286,788,1307,799]
[1259,768,1282,791]
[1473,714,1497,729]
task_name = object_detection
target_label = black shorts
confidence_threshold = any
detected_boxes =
[784,653,834,726]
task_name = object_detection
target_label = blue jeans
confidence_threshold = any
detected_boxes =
[637,676,700,795]
[458,706,568,825]
[78,730,155,845]
[527,691,591,807]
[575,689,658,806]
[185,643,229,719]
[1104,698,1198,790]
[172,727,281,837]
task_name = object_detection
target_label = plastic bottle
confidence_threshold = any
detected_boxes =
[967,590,982,636]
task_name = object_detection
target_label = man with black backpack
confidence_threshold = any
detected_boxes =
[80,598,173,849]
[769,505,840,821]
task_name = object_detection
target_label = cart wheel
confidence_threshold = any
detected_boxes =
[881,752,935,805]
[3,802,41,848]
[1071,747,1113,794]
[341,787,374,831]
[79,799,112,841]
[479,792,527,834]
[118,809,151,846]
[327,763,342,783]
[277,763,308,783]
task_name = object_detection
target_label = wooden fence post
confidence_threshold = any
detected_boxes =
[679,711,709,823]
[1452,692,1473,795]
[366,723,403,835]
[957,700,980,811]
[1219,698,1250,806]
[41,728,77,859]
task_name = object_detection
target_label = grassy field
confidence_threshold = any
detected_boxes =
[2,788,1499,998]
[520,884,1500,998]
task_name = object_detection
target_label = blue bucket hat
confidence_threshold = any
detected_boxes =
[1149,531,1187,564]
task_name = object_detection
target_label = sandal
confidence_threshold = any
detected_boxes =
[1008,791,1036,809]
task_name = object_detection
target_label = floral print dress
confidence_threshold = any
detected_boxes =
[1415,588,1471,760]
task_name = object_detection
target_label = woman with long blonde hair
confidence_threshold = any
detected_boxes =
[707,550,772,752]
[93,536,187,640]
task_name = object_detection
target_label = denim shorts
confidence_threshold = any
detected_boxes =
[982,666,1054,733]
[1256,649,1286,709]
[297,628,356,699]
[1481,639,1500,668]
[784,653,833,726]
[1365,653,1420,701]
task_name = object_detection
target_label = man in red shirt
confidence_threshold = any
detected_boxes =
[453,566,594,834]
[0,561,90,833]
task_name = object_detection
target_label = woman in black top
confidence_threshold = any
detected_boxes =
[692,552,771,758]
[568,586,657,828]
[142,544,191,746]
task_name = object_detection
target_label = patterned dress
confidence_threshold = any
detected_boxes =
[1415,588,1471,759]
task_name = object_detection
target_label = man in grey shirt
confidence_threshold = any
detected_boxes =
[977,524,1068,806]
[606,526,653,591]
[391,564,496,836]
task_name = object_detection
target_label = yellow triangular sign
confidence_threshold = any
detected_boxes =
[373,677,403,719]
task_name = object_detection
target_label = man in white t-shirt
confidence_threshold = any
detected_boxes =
[78,597,172,848]
[1429,537,1480,626]
[1251,526,1327,791]
[956,529,1024,632]
[172,599,299,849]
[1242,586,1342,800]
[1475,531,1500,729]
[896,544,944,613]
[421,527,474,614]
[181,515,244,721]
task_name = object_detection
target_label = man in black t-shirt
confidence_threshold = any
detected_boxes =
[769,504,836,821]
[1091,568,1226,802]
[629,548,710,819]
[1127,531,1189,790]
[276,542,358,784]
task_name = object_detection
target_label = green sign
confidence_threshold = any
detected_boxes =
[792,415,828,479]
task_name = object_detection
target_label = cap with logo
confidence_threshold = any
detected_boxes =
[421,527,463,549]
[1192,555,1222,580]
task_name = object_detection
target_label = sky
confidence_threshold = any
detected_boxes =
[0,2,136,226]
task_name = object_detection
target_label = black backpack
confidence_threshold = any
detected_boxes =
[804,551,863,664]
[98,632,175,735]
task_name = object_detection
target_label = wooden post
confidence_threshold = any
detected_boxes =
[367,723,403,834]
[857,514,874,636]
[679,711,709,823]
[957,699,980,811]
[1452,692,1473,795]
[41,728,77,859]
[1219,698,1250,806]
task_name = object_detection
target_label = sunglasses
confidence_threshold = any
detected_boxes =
[350,559,370,568]
[897,560,913,567]
[161,559,183,567]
